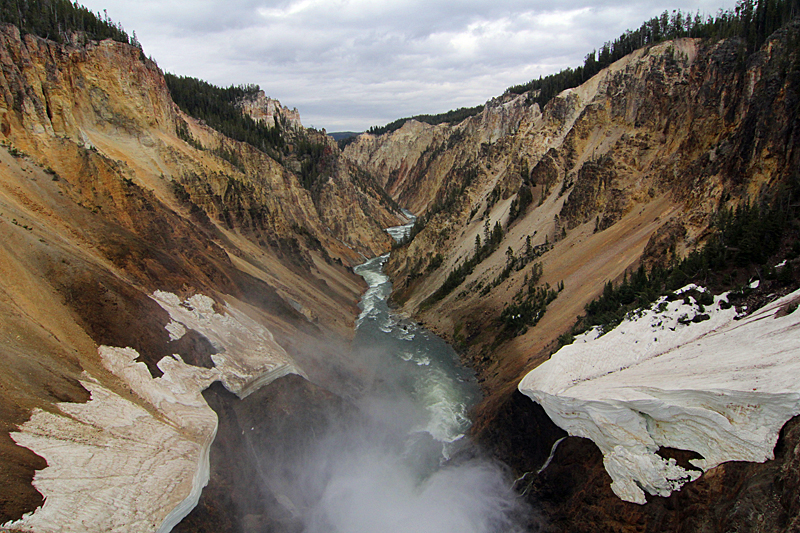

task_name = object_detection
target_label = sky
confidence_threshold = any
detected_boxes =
[79,0,735,132]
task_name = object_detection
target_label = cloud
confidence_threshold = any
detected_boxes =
[81,0,736,131]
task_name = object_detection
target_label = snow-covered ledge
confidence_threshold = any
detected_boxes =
[151,291,305,398]
[519,287,800,504]
[3,291,304,532]
[3,348,220,533]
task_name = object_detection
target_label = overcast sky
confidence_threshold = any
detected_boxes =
[79,0,734,132]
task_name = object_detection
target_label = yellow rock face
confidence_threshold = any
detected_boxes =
[345,36,798,427]
[0,24,401,529]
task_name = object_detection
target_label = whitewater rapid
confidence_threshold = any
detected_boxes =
[289,213,527,533]
[385,208,417,242]
[353,254,478,455]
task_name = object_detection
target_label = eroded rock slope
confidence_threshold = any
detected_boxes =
[0,23,399,530]
[345,23,800,531]
[346,30,799,415]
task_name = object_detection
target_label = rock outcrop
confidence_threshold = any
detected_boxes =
[344,93,530,214]
[237,90,303,130]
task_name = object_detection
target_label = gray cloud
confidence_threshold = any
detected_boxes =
[81,0,735,131]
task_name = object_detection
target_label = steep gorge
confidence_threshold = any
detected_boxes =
[0,22,400,530]
[344,24,800,531]
[1,7,800,532]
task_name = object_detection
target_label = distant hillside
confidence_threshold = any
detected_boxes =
[328,131,361,141]
[364,105,485,139]
[507,0,800,109]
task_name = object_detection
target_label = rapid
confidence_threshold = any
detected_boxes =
[288,214,529,533]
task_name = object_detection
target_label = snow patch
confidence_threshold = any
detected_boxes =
[3,348,219,533]
[151,291,304,398]
[165,319,186,341]
[519,287,800,504]
[4,290,304,533]
[673,283,704,295]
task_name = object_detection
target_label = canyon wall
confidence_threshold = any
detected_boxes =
[0,23,399,530]
[345,23,800,531]
[346,28,799,410]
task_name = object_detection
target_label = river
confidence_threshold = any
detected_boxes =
[177,212,527,533]
[353,253,478,459]
[289,214,527,532]
[353,210,477,458]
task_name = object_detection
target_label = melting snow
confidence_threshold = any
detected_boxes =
[4,349,219,533]
[519,287,800,504]
[165,319,186,341]
[152,291,303,398]
[4,291,303,532]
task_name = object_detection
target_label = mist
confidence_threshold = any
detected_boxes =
[252,388,529,533]
[221,254,532,533]
[300,430,526,533]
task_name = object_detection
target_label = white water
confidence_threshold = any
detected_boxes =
[288,226,528,532]
[353,254,477,453]
[385,209,417,242]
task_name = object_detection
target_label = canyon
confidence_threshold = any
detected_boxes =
[343,24,800,531]
[0,10,799,533]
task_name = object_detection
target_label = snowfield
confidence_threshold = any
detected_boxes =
[519,287,800,504]
[151,291,303,398]
[4,292,302,533]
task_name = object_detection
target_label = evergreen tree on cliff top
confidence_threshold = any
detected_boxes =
[0,0,132,45]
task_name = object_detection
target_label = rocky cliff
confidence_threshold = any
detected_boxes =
[0,23,400,530]
[237,90,303,130]
[346,29,800,402]
[345,23,800,531]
